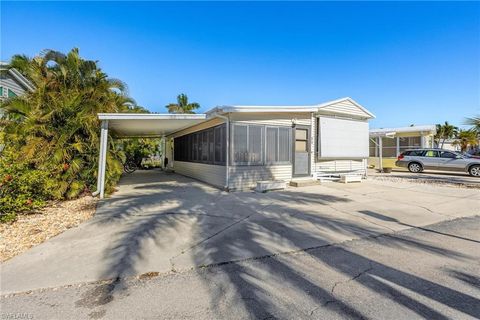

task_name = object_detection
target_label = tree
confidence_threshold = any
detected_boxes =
[465,115,480,133]
[166,93,200,114]
[1,48,137,199]
[434,121,458,148]
[452,130,478,152]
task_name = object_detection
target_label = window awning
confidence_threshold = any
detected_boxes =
[97,113,207,138]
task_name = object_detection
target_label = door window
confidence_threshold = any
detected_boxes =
[423,150,439,157]
[295,129,308,152]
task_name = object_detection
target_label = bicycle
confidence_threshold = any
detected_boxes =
[123,159,139,174]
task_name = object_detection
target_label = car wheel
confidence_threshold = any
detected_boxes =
[469,165,480,177]
[408,162,422,173]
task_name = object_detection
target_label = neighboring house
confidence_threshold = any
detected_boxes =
[0,62,35,152]
[438,139,461,152]
[0,62,35,100]
[368,125,436,168]
[98,97,375,194]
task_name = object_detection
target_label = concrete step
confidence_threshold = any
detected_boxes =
[289,180,320,187]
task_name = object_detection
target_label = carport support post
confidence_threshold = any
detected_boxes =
[97,120,109,199]
[378,136,383,172]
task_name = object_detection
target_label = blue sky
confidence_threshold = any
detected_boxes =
[2,1,479,128]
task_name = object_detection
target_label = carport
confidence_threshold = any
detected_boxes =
[95,113,209,198]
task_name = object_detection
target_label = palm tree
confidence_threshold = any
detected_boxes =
[1,48,136,198]
[434,121,458,148]
[166,94,200,114]
[452,130,478,152]
[465,115,480,133]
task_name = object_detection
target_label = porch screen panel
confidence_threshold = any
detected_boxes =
[248,125,263,164]
[278,127,291,162]
[173,124,226,165]
[266,127,278,162]
[233,125,248,163]
[208,129,214,163]
[193,133,198,161]
[214,125,226,164]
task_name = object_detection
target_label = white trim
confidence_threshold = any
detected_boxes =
[98,113,207,120]
[209,106,319,114]
[370,125,436,136]
[0,64,35,92]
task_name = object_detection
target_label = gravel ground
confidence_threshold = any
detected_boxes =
[0,196,97,262]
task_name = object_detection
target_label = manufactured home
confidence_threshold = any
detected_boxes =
[96,97,375,197]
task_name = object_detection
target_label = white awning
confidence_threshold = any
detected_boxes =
[97,113,207,138]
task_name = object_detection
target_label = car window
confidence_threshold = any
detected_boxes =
[423,150,438,157]
[410,150,424,156]
[439,151,457,159]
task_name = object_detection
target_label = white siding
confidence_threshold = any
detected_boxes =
[230,112,311,127]
[315,159,367,175]
[318,100,371,118]
[229,165,292,190]
[174,161,226,188]
[0,72,28,97]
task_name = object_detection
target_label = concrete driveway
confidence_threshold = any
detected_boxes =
[2,169,480,294]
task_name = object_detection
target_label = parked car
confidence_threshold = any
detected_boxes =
[395,148,480,177]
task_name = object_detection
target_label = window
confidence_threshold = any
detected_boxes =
[265,127,291,164]
[214,125,226,164]
[424,150,438,157]
[233,124,264,164]
[233,125,248,163]
[278,127,291,162]
[8,89,17,98]
[173,124,226,165]
[404,150,424,156]
[248,125,263,163]
[295,129,308,152]
[232,124,291,165]
[399,136,421,153]
[266,127,278,162]
[440,151,457,159]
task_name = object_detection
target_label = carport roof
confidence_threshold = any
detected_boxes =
[97,113,207,138]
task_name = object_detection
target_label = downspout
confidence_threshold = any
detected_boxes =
[215,113,230,191]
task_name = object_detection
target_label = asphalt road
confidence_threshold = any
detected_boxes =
[2,215,479,320]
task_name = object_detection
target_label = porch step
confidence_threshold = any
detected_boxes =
[289,180,320,187]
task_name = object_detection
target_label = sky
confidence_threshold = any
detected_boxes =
[1,1,479,128]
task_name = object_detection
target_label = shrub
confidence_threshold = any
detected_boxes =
[0,153,55,222]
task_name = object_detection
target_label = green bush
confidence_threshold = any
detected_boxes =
[0,154,55,222]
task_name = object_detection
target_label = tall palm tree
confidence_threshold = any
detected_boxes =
[1,48,136,198]
[434,121,458,148]
[166,94,200,114]
[465,115,480,133]
[452,130,478,152]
